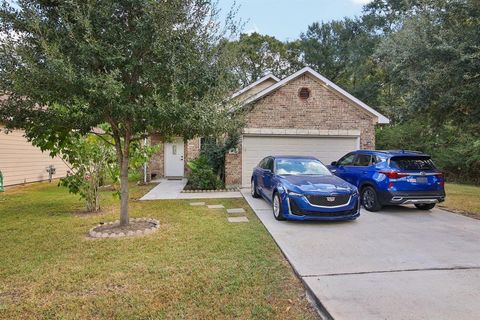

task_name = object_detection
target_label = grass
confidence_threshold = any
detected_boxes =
[440,183,480,219]
[0,182,316,319]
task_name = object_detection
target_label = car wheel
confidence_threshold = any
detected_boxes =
[415,203,436,210]
[272,192,286,221]
[361,186,382,212]
[251,179,260,198]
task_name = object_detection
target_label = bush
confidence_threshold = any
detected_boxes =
[186,156,224,190]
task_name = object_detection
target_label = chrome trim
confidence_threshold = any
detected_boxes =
[402,172,440,176]
[391,196,440,204]
[403,199,439,204]
[303,194,352,208]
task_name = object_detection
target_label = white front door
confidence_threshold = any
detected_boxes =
[164,138,185,177]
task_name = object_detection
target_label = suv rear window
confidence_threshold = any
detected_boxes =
[390,156,435,171]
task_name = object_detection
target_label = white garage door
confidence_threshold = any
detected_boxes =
[242,135,359,187]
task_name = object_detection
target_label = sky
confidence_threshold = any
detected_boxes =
[218,0,372,41]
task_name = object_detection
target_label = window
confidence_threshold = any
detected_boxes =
[265,158,274,171]
[354,154,372,166]
[374,155,387,164]
[258,158,268,169]
[275,159,331,176]
[337,153,355,166]
[390,156,435,170]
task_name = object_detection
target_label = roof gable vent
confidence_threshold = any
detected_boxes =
[298,87,311,100]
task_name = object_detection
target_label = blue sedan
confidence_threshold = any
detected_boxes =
[251,156,360,221]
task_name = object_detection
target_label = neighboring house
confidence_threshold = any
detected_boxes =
[148,67,389,188]
[0,124,70,187]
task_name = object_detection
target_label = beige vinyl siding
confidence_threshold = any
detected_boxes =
[0,125,70,186]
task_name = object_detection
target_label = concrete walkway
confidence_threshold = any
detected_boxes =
[241,189,480,320]
[140,179,242,200]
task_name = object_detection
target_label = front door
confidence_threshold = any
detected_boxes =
[164,138,184,177]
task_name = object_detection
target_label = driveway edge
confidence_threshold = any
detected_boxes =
[241,190,334,320]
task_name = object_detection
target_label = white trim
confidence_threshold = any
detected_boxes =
[230,74,280,99]
[243,128,361,136]
[241,67,390,124]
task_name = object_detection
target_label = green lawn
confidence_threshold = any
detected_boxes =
[0,182,316,319]
[440,183,480,219]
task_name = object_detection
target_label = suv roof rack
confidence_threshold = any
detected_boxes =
[377,150,425,154]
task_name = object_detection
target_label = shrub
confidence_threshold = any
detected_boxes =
[186,156,224,190]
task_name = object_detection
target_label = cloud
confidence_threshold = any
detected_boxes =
[351,0,373,5]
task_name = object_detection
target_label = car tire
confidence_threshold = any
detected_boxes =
[361,186,382,212]
[272,192,286,221]
[251,179,260,198]
[415,203,436,210]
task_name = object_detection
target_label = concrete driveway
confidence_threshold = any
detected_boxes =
[241,190,480,320]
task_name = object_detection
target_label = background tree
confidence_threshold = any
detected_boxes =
[300,18,383,107]
[0,0,238,225]
[375,0,480,129]
[225,32,303,87]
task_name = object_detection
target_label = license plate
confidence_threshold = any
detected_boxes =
[416,177,428,184]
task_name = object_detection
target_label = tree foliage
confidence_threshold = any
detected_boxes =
[0,0,238,225]
[59,134,116,212]
[300,18,383,106]
[225,32,303,87]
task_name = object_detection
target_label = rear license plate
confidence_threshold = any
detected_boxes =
[416,177,428,184]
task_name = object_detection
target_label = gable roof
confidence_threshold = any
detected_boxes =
[230,74,280,100]
[239,67,390,124]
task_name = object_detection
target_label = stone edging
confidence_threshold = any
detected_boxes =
[88,218,160,238]
[181,188,238,193]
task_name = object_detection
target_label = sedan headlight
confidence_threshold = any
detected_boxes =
[287,190,304,197]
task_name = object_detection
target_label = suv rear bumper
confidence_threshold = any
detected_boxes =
[378,190,446,205]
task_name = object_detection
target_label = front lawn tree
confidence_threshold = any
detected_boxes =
[0,0,237,225]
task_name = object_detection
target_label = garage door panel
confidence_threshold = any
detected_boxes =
[242,135,358,187]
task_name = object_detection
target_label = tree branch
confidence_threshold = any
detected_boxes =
[90,131,115,147]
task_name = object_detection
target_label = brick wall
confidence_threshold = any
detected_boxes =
[185,138,201,175]
[149,134,164,179]
[224,73,377,187]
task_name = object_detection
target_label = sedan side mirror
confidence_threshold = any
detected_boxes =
[331,161,337,166]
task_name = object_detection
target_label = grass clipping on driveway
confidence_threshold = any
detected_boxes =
[0,182,316,319]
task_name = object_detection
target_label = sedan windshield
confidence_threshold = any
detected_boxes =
[275,159,332,176]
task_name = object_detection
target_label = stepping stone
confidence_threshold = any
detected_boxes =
[207,204,224,209]
[190,202,205,206]
[227,217,249,223]
[226,208,246,214]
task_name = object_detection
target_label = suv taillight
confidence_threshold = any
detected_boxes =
[435,172,445,187]
[379,170,409,179]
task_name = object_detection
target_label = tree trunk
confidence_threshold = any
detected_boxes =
[119,153,129,226]
[111,123,131,226]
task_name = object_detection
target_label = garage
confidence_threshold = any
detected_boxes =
[223,67,389,188]
[241,134,359,187]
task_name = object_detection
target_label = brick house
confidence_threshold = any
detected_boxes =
[148,67,389,187]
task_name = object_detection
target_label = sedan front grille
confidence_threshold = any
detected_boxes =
[305,194,350,207]
[289,199,357,217]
